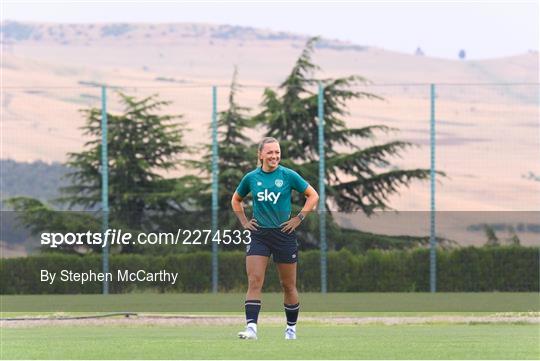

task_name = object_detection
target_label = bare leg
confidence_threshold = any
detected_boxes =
[246,255,269,300]
[276,262,298,305]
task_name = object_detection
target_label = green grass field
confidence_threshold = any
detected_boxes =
[2,292,538,313]
[2,323,539,359]
[1,293,539,359]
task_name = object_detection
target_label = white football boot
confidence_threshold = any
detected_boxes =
[285,327,297,340]
[238,323,258,340]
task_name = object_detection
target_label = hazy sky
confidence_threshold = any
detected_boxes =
[2,1,538,59]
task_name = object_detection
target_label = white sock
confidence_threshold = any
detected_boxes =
[287,324,296,332]
[247,322,257,333]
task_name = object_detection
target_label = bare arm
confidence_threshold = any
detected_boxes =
[231,192,259,230]
[299,185,319,218]
[281,185,320,233]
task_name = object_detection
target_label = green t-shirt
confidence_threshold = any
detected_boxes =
[235,165,309,228]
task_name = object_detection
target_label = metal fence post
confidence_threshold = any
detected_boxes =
[430,83,437,293]
[211,86,219,293]
[101,85,109,295]
[318,82,327,293]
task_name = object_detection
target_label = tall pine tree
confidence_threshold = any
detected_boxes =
[256,38,443,247]
[9,92,196,253]
[188,68,258,230]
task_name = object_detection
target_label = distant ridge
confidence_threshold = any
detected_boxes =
[0,21,368,52]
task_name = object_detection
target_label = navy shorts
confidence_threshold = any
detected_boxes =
[246,228,298,264]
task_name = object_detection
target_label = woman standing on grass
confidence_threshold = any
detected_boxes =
[231,137,319,340]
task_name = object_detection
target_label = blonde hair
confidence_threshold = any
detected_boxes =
[257,137,279,167]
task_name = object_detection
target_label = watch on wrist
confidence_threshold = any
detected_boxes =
[297,213,305,222]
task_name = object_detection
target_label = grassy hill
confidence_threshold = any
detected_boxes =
[1,20,538,216]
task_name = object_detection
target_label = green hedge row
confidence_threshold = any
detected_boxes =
[1,246,538,294]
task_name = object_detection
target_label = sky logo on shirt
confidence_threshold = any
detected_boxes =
[256,189,281,204]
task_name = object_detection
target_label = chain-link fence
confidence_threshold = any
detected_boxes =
[1,82,539,296]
